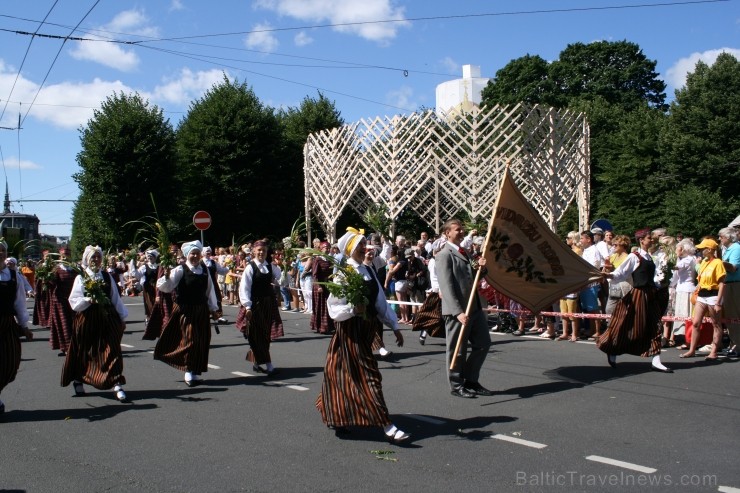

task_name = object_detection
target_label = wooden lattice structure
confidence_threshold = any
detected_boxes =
[304,104,590,241]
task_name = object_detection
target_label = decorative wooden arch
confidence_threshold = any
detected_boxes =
[304,103,590,242]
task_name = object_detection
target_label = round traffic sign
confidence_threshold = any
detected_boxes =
[193,210,212,231]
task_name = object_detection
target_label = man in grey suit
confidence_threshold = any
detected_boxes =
[436,218,493,398]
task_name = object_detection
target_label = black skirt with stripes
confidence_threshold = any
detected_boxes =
[61,304,126,390]
[154,302,211,373]
[316,315,392,428]
[597,286,662,357]
[0,315,22,394]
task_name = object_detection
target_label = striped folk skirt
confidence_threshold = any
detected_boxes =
[61,305,126,390]
[142,291,174,340]
[32,281,51,327]
[154,302,211,373]
[597,286,662,358]
[240,296,283,365]
[316,316,392,429]
[0,315,22,394]
[411,292,445,338]
[310,284,334,334]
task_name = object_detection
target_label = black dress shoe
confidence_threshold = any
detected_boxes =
[450,387,477,398]
[651,365,673,373]
[464,382,495,396]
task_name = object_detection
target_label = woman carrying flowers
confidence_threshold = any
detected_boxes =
[62,246,129,402]
[316,227,410,444]
[154,240,219,387]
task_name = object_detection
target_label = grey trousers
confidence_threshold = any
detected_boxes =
[444,309,492,390]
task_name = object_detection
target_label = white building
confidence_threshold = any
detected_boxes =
[435,64,491,117]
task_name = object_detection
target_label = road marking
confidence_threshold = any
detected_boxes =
[491,434,547,449]
[231,371,253,377]
[585,455,656,473]
[120,344,134,348]
[405,414,446,425]
[207,364,221,370]
[719,486,740,493]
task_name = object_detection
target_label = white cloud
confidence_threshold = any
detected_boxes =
[68,9,160,71]
[439,57,459,75]
[245,22,279,52]
[2,156,41,170]
[294,31,313,47]
[665,47,740,89]
[253,0,410,44]
[386,85,417,112]
[153,68,228,105]
[170,0,185,12]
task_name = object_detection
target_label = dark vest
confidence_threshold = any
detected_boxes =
[250,261,273,298]
[0,269,17,316]
[631,252,656,289]
[364,264,379,318]
[176,264,208,305]
[145,264,158,286]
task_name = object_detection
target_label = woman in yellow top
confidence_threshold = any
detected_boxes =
[681,238,726,360]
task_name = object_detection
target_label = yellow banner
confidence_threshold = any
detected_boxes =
[481,169,603,313]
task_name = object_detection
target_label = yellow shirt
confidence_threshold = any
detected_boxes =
[697,258,726,290]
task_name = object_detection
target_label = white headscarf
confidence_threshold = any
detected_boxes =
[81,245,103,269]
[181,240,203,257]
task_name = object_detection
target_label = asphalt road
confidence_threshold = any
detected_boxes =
[1,298,738,493]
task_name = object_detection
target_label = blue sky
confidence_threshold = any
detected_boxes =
[0,0,738,238]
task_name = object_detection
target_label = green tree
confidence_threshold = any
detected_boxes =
[480,54,557,106]
[176,76,284,243]
[660,52,740,232]
[277,92,344,235]
[72,92,177,254]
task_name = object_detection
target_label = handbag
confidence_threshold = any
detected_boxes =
[690,286,700,306]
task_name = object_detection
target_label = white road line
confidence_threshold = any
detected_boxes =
[405,414,446,425]
[585,455,656,473]
[121,344,134,348]
[231,371,253,377]
[207,364,221,370]
[719,486,740,493]
[491,434,547,449]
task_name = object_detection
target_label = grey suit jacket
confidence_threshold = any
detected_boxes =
[435,243,480,317]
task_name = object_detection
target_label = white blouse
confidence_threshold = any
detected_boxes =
[156,262,218,311]
[68,267,128,321]
[327,258,399,331]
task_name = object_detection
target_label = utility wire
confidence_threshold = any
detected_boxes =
[19,0,101,127]
[0,0,59,124]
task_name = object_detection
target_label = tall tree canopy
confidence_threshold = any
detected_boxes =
[176,76,284,243]
[72,92,177,254]
[659,52,740,237]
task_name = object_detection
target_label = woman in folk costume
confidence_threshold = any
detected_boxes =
[237,240,283,376]
[412,237,446,345]
[310,241,335,334]
[598,228,672,373]
[0,240,34,414]
[32,250,52,328]
[202,246,229,323]
[130,249,160,324]
[62,246,129,402]
[142,244,179,341]
[316,228,410,444]
[48,246,76,356]
[154,241,219,387]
